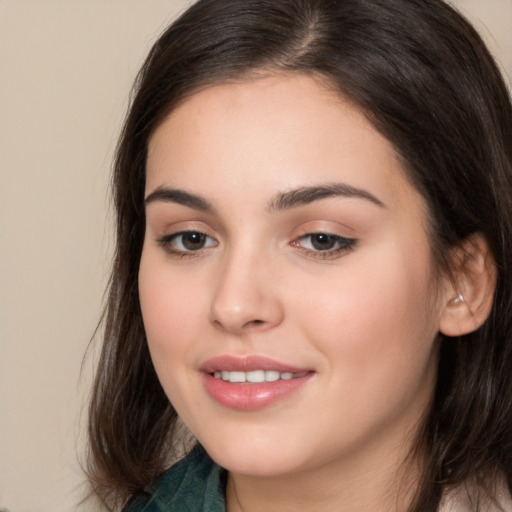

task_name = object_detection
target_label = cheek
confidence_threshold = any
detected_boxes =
[289,252,440,442]
[138,256,212,416]
[292,244,440,378]
[138,251,207,376]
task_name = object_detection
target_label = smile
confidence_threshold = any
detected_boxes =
[212,370,308,383]
[201,356,313,410]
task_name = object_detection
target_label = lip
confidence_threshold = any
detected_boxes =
[200,355,308,374]
[200,355,314,410]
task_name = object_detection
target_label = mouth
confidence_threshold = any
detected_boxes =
[201,355,313,410]
[212,369,309,383]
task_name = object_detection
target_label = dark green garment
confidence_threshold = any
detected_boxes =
[124,446,227,512]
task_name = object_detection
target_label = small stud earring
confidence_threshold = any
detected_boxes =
[451,292,464,305]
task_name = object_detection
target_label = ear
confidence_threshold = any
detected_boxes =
[439,233,497,337]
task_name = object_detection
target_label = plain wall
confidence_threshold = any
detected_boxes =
[0,1,510,511]
[0,2,191,511]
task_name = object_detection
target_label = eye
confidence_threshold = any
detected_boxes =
[157,230,217,254]
[292,233,356,258]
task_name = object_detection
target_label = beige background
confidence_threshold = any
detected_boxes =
[0,1,510,511]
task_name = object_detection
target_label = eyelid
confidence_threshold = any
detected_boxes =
[150,218,217,241]
[292,232,356,258]
[289,219,358,260]
[156,229,218,258]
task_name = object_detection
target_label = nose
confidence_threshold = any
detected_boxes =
[209,249,284,335]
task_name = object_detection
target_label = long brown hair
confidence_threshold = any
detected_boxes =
[87,0,512,510]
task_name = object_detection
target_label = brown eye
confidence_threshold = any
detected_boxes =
[181,232,207,250]
[310,233,338,251]
[157,231,217,254]
[294,232,357,257]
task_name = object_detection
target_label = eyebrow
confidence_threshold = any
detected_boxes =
[144,182,385,213]
[145,186,214,212]
[267,183,385,211]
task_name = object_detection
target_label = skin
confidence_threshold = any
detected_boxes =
[139,74,452,511]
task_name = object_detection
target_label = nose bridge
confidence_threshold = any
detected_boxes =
[209,239,283,333]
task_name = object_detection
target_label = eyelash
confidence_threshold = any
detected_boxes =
[156,230,357,260]
[292,233,357,260]
[156,231,217,259]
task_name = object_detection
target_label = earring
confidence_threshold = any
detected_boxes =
[451,292,464,305]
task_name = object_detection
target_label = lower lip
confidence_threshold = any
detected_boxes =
[203,372,313,410]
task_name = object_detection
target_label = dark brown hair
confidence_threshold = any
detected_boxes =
[87,0,512,510]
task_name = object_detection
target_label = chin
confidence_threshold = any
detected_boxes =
[201,435,307,477]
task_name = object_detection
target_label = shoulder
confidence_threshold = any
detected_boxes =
[124,446,226,512]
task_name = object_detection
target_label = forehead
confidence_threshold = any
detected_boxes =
[146,74,419,213]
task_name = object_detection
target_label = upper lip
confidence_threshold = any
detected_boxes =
[200,355,310,374]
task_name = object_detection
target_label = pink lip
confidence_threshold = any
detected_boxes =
[200,355,314,411]
[200,355,307,374]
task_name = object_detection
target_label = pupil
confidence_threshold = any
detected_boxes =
[183,232,205,250]
[311,234,336,251]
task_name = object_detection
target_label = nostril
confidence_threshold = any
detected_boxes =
[243,319,266,330]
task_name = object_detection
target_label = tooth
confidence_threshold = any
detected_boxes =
[265,370,280,382]
[229,371,246,383]
[246,370,265,383]
[215,369,303,383]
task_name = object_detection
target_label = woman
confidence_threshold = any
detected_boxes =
[87,0,512,510]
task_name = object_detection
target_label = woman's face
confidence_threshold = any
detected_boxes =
[139,74,448,478]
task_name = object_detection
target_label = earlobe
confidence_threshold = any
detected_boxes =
[439,234,497,337]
